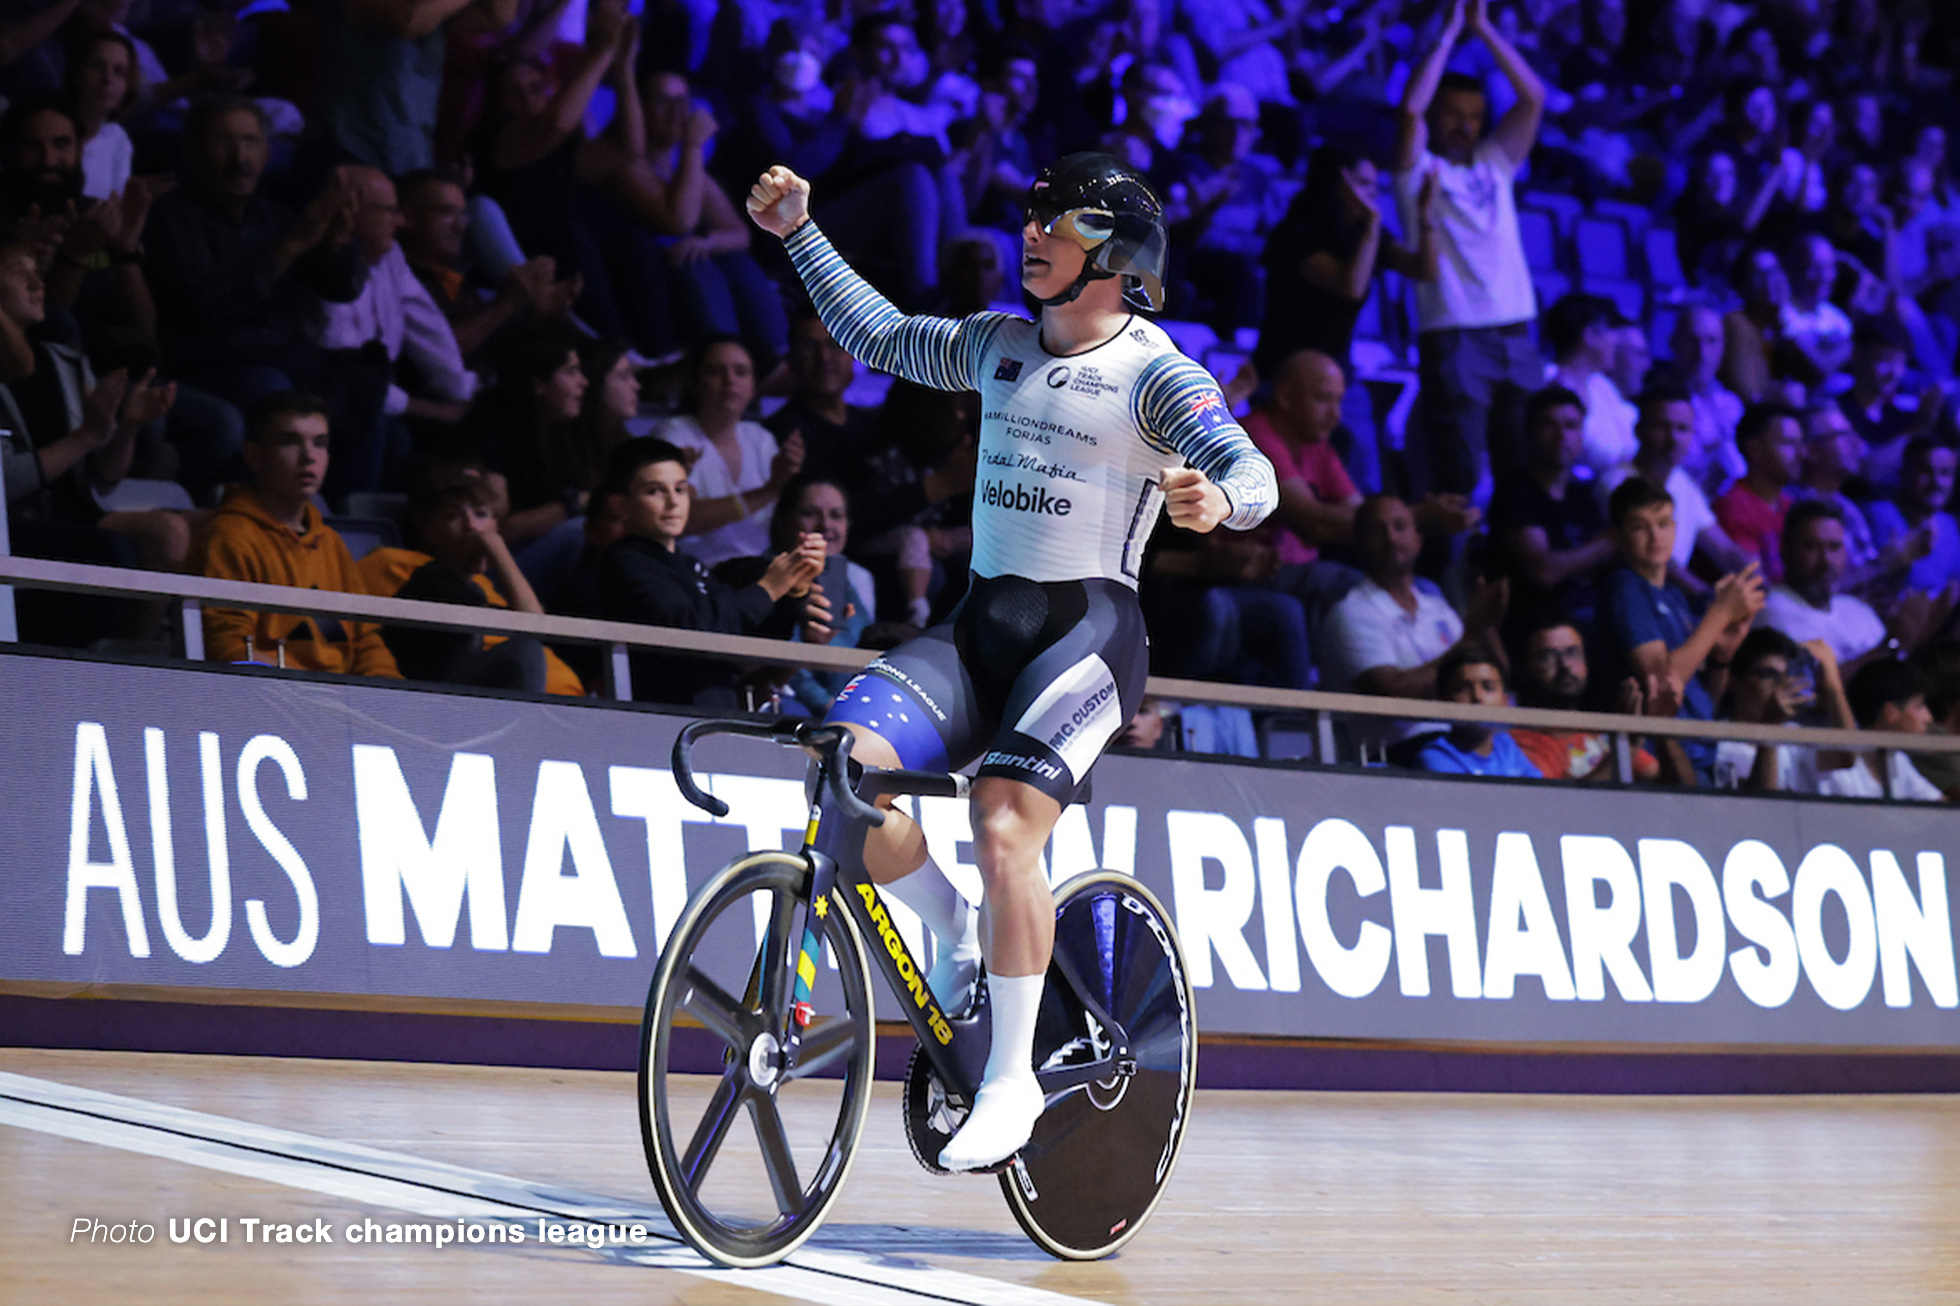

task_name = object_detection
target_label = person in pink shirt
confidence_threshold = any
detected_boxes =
[1242,349,1361,568]
[1244,348,1479,620]
[1713,402,1802,582]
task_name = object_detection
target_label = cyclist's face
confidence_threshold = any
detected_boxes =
[1020,214,1090,299]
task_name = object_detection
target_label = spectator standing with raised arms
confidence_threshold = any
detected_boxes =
[746,152,1275,1172]
[1393,0,1548,502]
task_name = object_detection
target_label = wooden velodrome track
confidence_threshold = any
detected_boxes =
[4,1047,1959,1304]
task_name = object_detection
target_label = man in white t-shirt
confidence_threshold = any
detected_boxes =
[1597,388,1750,597]
[1320,495,1504,744]
[1760,499,1889,666]
[1392,0,1547,503]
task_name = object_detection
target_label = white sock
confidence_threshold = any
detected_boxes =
[907,595,933,627]
[881,864,980,1011]
[939,972,1046,1171]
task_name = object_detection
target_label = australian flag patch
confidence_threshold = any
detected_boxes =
[994,357,1023,381]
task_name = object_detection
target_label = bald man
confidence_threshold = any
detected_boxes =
[1245,348,1481,612]
[1242,350,1361,565]
[313,165,476,496]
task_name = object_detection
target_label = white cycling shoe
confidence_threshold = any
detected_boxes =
[938,1075,1045,1172]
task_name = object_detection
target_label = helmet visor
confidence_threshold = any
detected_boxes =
[1032,205,1116,252]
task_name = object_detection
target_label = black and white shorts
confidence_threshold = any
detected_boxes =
[826,573,1148,804]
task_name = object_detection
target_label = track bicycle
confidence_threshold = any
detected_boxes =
[637,717,1197,1268]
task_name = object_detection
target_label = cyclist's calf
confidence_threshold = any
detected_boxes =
[970,777,1062,977]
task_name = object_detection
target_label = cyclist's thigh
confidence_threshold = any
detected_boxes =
[977,579,1149,803]
[825,619,992,772]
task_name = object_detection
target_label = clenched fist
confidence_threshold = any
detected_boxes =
[1162,466,1230,533]
[747,165,812,238]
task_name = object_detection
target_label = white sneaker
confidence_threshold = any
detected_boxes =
[938,1076,1045,1171]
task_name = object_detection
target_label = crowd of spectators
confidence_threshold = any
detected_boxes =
[1,0,1958,800]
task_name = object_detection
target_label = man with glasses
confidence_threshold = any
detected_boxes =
[1508,609,1659,782]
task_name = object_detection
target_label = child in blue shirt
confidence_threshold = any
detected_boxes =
[1598,475,1765,783]
[1414,643,1544,778]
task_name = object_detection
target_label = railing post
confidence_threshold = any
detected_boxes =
[605,642,632,701]
[1613,732,1634,784]
[175,598,204,661]
[1879,749,1895,800]
[1315,710,1337,766]
[0,470,15,642]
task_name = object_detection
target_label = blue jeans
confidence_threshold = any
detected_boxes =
[1190,585,1315,690]
[514,516,588,607]
[1334,363,1383,494]
[1411,320,1544,503]
[670,250,791,367]
[182,364,294,418]
[165,385,246,496]
[815,161,965,302]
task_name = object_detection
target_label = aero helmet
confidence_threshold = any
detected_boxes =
[1025,152,1168,312]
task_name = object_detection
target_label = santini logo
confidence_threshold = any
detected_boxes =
[981,479,1072,516]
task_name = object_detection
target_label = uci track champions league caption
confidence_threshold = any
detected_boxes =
[8,653,1960,1049]
[66,1215,656,1251]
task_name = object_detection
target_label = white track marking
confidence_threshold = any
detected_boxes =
[0,1071,1101,1306]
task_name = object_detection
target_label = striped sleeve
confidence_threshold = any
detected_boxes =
[1132,353,1277,531]
[784,221,1012,392]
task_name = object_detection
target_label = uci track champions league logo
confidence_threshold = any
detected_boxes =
[28,681,1960,1044]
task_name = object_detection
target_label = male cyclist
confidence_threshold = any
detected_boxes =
[747,154,1276,1170]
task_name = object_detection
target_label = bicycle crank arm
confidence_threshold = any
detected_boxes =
[1034,1054,1138,1097]
[1049,946,1134,1058]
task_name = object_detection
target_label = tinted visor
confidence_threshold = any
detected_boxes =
[1031,204,1116,251]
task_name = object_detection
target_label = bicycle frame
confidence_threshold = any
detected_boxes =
[671,718,1141,1110]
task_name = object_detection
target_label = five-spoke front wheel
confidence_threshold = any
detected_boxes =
[639,853,876,1267]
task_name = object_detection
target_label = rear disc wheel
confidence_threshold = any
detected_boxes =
[999,872,1197,1259]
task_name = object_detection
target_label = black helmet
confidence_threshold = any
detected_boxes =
[1026,152,1168,312]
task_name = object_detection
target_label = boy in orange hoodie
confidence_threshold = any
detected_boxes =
[189,392,399,676]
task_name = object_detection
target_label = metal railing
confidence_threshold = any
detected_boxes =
[1,553,1955,795]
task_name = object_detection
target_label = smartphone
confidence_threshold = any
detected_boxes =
[812,556,851,623]
[1785,646,1820,723]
